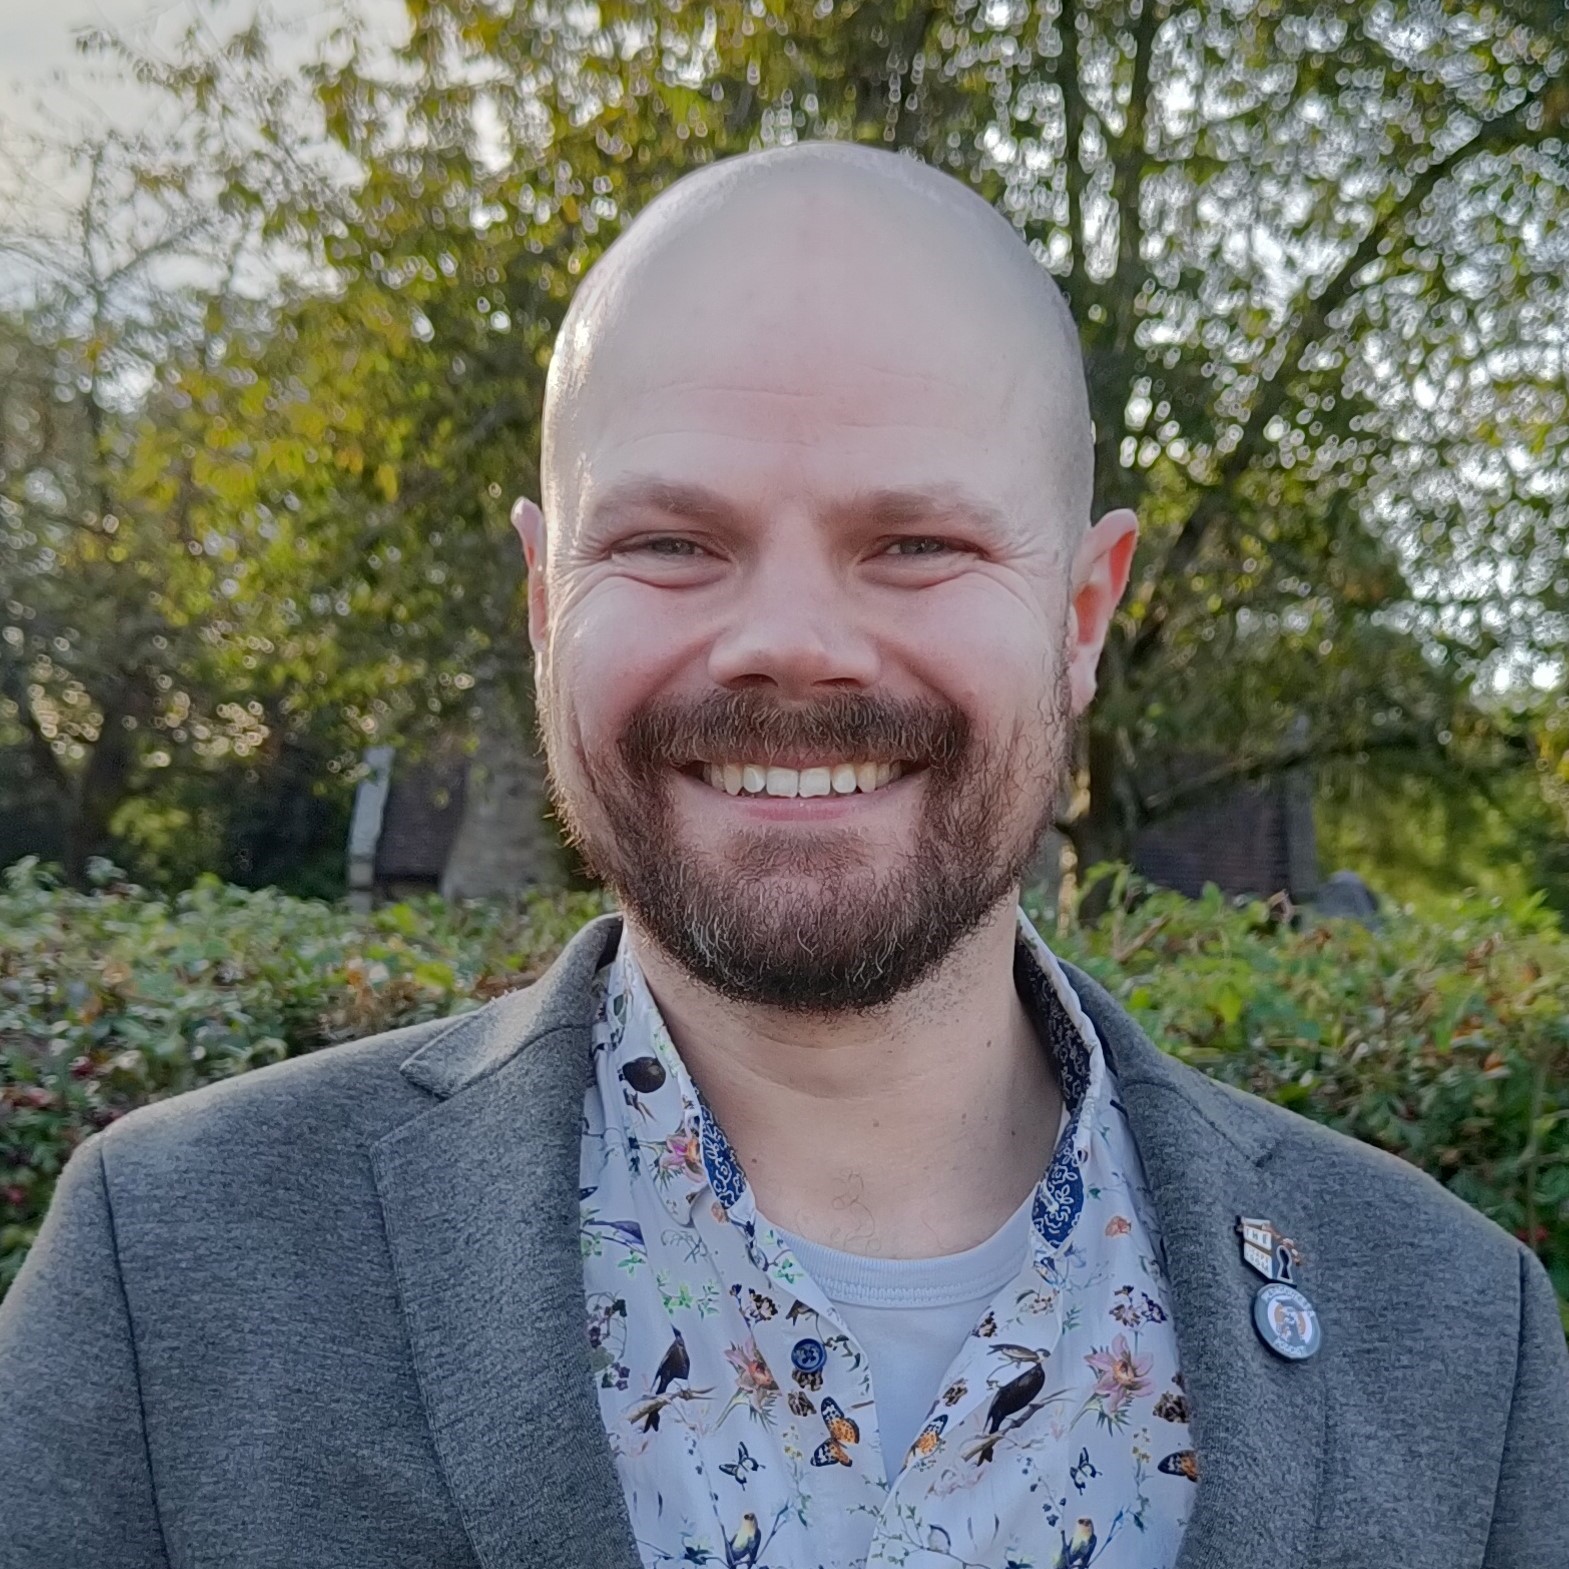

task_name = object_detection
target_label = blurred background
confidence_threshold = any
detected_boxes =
[0,0,1564,916]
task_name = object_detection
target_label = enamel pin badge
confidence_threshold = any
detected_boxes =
[1236,1216,1322,1360]
[1237,1216,1301,1283]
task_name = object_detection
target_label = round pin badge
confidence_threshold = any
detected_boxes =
[1252,1281,1322,1360]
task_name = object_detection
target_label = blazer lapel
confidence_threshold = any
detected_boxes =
[372,916,642,1569]
[1063,961,1327,1569]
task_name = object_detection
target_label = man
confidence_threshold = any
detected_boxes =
[1,143,1565,1569]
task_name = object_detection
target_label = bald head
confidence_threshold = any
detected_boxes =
[540,142,1092,553]
[516,144,1139,1011]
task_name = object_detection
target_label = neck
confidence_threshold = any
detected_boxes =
[625,895,1062,1259]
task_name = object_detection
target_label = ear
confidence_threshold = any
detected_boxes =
[1065,508,1138,713]
[510,497,548,654]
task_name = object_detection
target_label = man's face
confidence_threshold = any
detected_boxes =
[527,184,1103,1011]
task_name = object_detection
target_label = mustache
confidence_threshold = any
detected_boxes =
[618,690,969,775]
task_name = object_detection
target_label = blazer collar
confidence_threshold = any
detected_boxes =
[375,915,1323,1569]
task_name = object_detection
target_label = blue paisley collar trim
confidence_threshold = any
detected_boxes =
[1014,907,1107,1266]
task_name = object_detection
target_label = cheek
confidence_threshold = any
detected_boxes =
[548,581,709,751]
[895,580,1062,728]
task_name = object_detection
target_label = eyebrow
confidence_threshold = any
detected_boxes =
[830,484,1013,538]
[584,477,1012,539]
[585,478,745,534]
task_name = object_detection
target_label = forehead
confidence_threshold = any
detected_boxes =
[560,194,1056,522]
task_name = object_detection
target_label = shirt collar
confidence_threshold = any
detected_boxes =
[597,906,1109,1267]
[1013,907,1108,1271]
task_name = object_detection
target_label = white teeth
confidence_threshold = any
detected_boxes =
[700,761,911,795]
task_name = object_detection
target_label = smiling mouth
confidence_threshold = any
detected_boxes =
[684,760,911,798]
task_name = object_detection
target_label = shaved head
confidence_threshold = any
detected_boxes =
[516,141,1135,1013]
[540,142,1092,557]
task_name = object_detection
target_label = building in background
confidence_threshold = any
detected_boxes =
[346,743,464,909]
[1130,751,1320,904]
[346,720,561,909]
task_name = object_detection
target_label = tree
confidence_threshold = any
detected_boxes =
[0,124,274,882]
[72,0,1569,891]
[66,11,590,892]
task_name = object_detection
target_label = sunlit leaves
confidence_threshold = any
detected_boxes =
[5,0,1566,895]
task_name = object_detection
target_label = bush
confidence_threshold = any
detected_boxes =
[1040,869,1569,1326]
[0,857,608,1296]
[2,858,1565,1328]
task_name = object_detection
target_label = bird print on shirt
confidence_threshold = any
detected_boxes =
[627,1329,696,1432]
[619,1055,666,1119]
[582,1215,646,1253]
[725,1512,760,1567]
[985,1347,1049,1433]
[583,911,1196,1569]
[653,1329,689,1395]
[962,1345,1057,1464]
[905,1414,948,1468]
[1052,1517,1097,1569]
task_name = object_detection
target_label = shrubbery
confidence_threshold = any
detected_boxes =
[2,857,1565,1326]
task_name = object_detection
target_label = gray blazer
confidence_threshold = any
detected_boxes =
[3,914,1566,1568]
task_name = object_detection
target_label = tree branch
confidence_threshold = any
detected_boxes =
[1057,0,1085,279]
[887,3,941,150]
[1125,92,1544,676]
[1110,0,1161,347]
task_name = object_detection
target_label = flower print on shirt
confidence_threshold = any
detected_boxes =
[717,1336,780,1428]
[580,908,1197,1569]
[657,1128,703,1182]
[1085,1333,1154,1422]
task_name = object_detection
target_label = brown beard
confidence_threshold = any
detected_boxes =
[540,683,1070,1012]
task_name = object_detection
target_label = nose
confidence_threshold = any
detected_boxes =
[706,542,881,696]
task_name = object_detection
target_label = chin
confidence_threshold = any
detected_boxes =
[678,826,909,886]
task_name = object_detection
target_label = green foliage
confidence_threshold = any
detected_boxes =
[0,122,375,888]
[1037,868,1569,1326]
[7,0,1561,898]
[3,862,1565,1332]
[0,857,608,1295]
[1315,678,1569,921]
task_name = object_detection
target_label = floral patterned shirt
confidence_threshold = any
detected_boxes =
[579,910,1196,1569]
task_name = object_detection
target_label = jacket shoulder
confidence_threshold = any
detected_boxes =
[1170,1048,1524,1270]
[94,1007,477,1190]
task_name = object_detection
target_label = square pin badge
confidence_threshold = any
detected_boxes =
[1236,1216,1302,1284]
